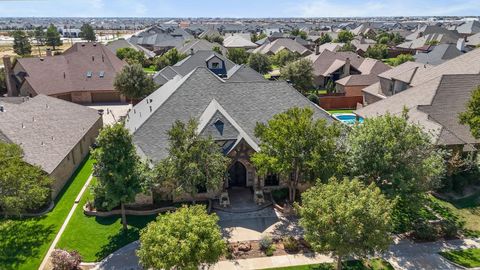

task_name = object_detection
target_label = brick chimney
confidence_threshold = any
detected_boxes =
[2,56,19,97]
[342,58,351,78]
[46,48,52,57]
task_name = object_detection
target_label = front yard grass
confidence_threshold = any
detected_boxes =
[143,66,157,74]
[327,109,354,114]
[430,192,480,237]
[56,178,157,262]
[440,248,480,268]
[261,258,393,270]
[0,156,93,270]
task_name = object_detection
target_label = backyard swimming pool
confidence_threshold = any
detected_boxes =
[333,113,364,125]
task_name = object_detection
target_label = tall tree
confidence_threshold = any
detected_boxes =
[116,47,146,66]
[34,26,46,46]
[251,32,267,43]
[0,142,52,217]
[226,48,249,64]
[91,123,144,230]
[280,58,314,94]
[338,42,356,52]
[79,23,96,42]
[335,30,354,43]
[12,30,32,56]
[153,48,187,70]
[45,24,62,50]
[347,112,445,206]
[291,28,308,40]
[270,49,299,67]
[212,46,223,55]
[386,54,414,66]
[114,63,157,100]
[137,205,226,270]
[460,86,480,139]
[251,107,342,201]
[247,53,272,74]
[317,33,332,45]
[156,118,229,201]
[364,44,389,60]
[299,178,393,270]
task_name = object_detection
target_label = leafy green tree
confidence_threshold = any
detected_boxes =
[153,48,187,70]
[270,49,299,67]
[375,32,405,46]
[317,33,332,45]
[338,42,356,52]
[34,26,46,46]
[155,118,229,201]
[248,53,272,74]
[116,47,146,66]
[79,23,96,42]
[12,30,32,56]
[291,28,308,40]
[252,107,342,201]
[137,205,226,270]
[204,35,224,45]
[387,54,414,66]
[114,63,157,100]
[425,40,440,46]
[91,123,145,230]
[251,32,267,43]
[280,58,314,94]
[378,36,390,44]
[335,30,354,43]
[299,178,393,270]
[460,86,480,139]
[45,24,62,50]
[0,142,52,217]
[364,44,389,60]
[226,48,249,64]
[346,112,445,206]
[212,46,223,55]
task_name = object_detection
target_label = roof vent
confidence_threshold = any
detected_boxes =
[40,58,44,61]
[0,105,4,112]
[93,42,97,46]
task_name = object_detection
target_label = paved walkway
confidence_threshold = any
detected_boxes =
[39,174,94,270]
[90,237,480,270]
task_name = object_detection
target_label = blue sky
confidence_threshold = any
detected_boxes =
[0,0,479,17]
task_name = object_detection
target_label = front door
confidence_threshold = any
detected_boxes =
[228,161,247,187]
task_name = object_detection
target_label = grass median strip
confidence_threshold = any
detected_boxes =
[260,258,393,270]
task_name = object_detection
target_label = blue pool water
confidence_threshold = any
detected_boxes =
[333,113,364,125]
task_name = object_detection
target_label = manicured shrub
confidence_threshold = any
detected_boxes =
[51,249,81,270]
[283,236,300,253]
[259,235,273,251]
[265,246,276,256]
[414,220,439,241]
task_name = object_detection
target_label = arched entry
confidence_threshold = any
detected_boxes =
[228,161,247,187]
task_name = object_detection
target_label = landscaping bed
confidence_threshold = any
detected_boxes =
[225,236,313,260]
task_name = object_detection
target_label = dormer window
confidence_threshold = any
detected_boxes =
[86,71,93,78]
[214,119,224,135]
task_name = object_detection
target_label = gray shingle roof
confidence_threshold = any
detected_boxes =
[414,44,464,66]
[0,95,101,173]
[126,67,333,162]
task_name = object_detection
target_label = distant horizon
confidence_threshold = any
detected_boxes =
[0,0,479,18]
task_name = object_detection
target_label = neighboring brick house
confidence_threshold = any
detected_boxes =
[0,95,102,198]
[3,42,127,104]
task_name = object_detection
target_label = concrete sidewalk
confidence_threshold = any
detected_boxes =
[212,253,333,270]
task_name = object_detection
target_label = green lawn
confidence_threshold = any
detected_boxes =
[327,109,355,114]
[260,259,393,270]
[440,248,480,268]
[430,192,480,237]
[56,178,157,262]
[0,157,93,270]
[143,66,157,74]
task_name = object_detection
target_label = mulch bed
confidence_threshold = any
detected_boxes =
[223,237,313,260]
